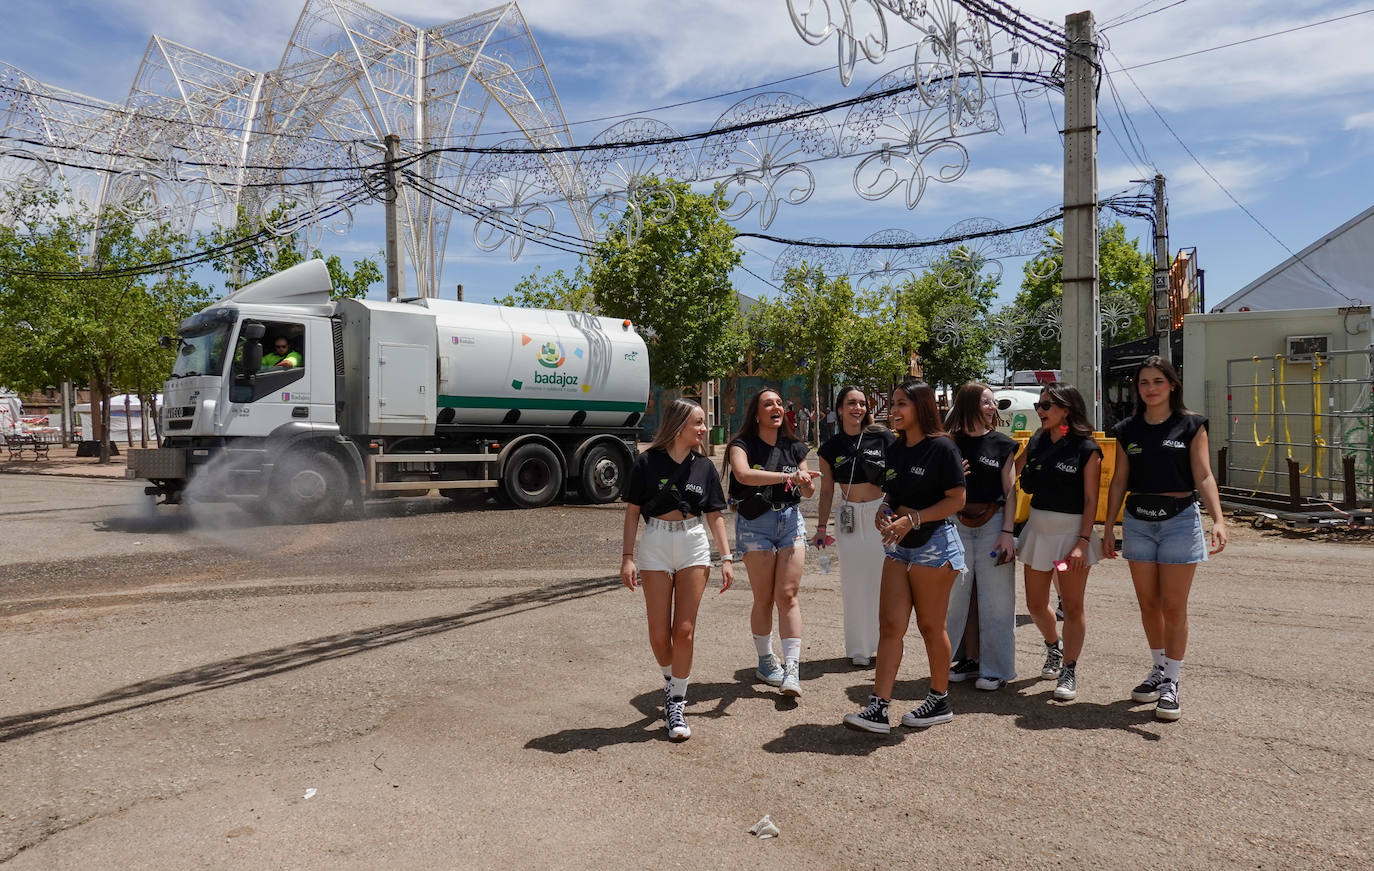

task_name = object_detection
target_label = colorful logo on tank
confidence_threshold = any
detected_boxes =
[536,340,566,369]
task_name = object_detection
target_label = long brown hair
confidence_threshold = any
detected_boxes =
[946,381,994,436]
[647,398,705,455]
[1041,382,1094,439]
[892,379,948,441]
[728,387,796,444]
[1132,355,1189,418]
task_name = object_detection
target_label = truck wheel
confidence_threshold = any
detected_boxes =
[270,450,346,523]
[501,443,564,509]
[579,443,628,503]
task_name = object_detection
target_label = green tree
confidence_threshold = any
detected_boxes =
[588,180,747,389]
[199,203,382,299]
[1008,221,1153,371]
[0,190,210,462]
[495,265,597,312]
[892,249,998,393]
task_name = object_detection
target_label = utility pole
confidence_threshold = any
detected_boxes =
[1152,173,1172,365]
[383,134,405,302]
[1060,11,1102,427]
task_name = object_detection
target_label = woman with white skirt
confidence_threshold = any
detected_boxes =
[814,386,894,666]
[1014,382,1103,703]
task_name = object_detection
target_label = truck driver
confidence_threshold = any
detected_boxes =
[262,337,302,369]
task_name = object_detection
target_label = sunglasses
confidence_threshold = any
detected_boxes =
[1034,401,1059,411]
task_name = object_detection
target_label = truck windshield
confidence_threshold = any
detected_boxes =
[171,315,234,378]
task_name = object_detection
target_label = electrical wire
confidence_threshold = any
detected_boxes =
[1111,8,1374,72]
[1100,0,1189,31]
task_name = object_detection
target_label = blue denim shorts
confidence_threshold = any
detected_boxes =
[1122,503,1207,565]
[735,505,807,554]
[885,520,966,571]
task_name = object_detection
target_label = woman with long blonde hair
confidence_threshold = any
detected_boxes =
[621,399,734,741]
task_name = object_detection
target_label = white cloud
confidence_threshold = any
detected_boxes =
[1344,110,1374,131]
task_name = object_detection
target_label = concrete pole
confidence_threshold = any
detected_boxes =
[60,380,72,448]
[1061,11,1102,427]
[384,134,405,302]
[1152,173,1172,365]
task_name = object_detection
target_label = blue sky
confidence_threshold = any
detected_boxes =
[2,0,1372,311]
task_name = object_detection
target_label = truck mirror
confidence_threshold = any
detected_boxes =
[244,342,263,373]
[243,323,266,340]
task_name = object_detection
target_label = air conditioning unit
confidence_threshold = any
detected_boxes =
[1286,334,1330,361]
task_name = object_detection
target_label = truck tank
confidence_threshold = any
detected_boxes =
[416,299,649,428]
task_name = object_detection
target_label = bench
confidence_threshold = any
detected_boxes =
[4,434,50,460]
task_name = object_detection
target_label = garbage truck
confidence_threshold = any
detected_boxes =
[128,260,649,522]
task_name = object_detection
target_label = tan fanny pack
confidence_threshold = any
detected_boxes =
[957,502,1001,528]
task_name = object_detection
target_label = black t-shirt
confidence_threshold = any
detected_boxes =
[817,427,896,488]
[953,430,1019,504]
[728,435,810,506]
[1020,430,1102,515]
[1112,411,1207,494]
[624,448,727,520]
[882,435,965,546]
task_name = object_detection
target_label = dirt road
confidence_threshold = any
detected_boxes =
[1,476,1370,868]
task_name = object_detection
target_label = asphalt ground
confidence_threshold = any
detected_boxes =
[0,473,1371,869]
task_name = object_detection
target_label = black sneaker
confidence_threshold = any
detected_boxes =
[843,695,890,734]
[1131,666,1167,703]
[900,692,953,728]
[665,695,691,741]
[948,658,980,683]
[1040,640,1064,678]
[1155,680,1181,721]
[1053,663,1078,701]
[1055,597,1064,621]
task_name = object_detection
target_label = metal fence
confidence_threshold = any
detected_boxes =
[1224,348,1374,506]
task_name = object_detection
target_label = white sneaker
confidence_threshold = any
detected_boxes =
[851,655,871,667]
[780,658,801,697]
[974,676,1005,691]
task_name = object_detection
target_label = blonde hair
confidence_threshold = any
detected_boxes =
[648,398,705,454]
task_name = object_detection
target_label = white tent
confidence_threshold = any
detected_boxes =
[1212,205,1374,312]
[74,394,161,443]
[1,390,21,435]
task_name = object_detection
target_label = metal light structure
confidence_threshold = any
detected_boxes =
[0,0,591,296]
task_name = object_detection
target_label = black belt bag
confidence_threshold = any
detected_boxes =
[1126,493,1197,522]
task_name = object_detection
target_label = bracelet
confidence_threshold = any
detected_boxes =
[1002,529,1015,534]
[912,510,921,526]
[720,555,734,562]
[622,552,634,557]
[1078,535,1090,542]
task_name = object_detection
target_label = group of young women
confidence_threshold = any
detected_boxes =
[620,356,1226,742]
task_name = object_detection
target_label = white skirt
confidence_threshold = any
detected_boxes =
[1017,507,1102,572]
[834,497,885,660]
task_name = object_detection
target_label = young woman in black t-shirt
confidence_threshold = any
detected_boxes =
[726,388,815,698]
[1103,356,1228,721]
[843,380,966,734]
[621,399,734,741]
[815,386,895,666]
[945,382,1021,691]
[1014,382,1102,703]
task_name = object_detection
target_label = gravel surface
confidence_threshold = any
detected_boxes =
[1,474,1371,869]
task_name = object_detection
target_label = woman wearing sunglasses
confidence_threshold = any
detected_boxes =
[1102,356,1227,721]
[1014,382,1102,702]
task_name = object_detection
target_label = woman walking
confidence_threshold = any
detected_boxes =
[843,380,966,734]
[727,388,815,697]
[621,399,734,741]
[814,387,895,666]
[1103,356,1227,721]
[945,383,1020,691]
[1015,382,1102,702]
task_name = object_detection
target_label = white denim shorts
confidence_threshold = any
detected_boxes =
[636,517,712,573]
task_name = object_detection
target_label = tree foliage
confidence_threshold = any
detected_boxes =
[0,189,210,460]
[891,249,998,392]
[1007,221,1154,371]
[747,265,913,396]
[495,265,597,312]
[199,203,382,299]
[586,180,747,389]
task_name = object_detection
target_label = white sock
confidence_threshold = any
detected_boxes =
[781,637,802,663]
[1163,656,1183,682]
[661,664,673,680]
[753,633,774,658]
[669,676,689,699]
[1151,648,1167,670]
